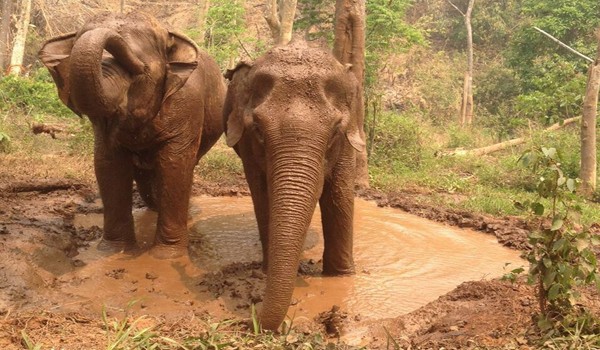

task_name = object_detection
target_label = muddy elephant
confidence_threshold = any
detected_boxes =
[223,40,364,330]
[38,12,225,258]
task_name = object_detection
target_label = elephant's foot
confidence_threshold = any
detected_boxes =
[149,243,188,259]
[97,238,136,253]
[322,264,355,276]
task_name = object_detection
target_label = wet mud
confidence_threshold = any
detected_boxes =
[0,185,529,347]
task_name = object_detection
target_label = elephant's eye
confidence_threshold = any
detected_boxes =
[252,121,265,145]
[250,73,274,108]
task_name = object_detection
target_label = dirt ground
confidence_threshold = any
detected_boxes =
[0,165,598,349]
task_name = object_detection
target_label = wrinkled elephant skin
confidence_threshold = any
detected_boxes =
[224,40,364,330]
[39,12,225,258]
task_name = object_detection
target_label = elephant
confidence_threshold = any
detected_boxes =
[223,39,364,330]
[38,12,225,258]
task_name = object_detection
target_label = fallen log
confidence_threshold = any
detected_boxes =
[1,179,85,194]
[438,116,581,157]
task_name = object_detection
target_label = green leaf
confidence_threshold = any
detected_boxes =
[543,270,556,288]
[552,238,566,252]
[548,283,561,300]
[566,178,576,192]
[542,258,552,268]
[531,202,545,215]
[542,147,557,159]
[537,317,553,331]
[575,238,590,252]
[551,218,563,231]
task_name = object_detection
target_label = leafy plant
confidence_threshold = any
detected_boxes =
[21,330,42,350]
[102,301,181,350]
[0,131,10,153]
[515,146,600,342]
[0,70,73,119]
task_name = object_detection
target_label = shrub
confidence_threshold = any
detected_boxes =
[366,112,424,172]
[0,70,73,119]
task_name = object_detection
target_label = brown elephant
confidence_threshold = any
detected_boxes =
[39,12,225,258]
[223,39,364,330]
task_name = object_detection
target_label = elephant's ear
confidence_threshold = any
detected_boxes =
[344,74,366,153]
[38,33,80,115]
[164,31,199,101]
[224,61,253,147]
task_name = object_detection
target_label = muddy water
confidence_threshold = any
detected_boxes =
[67,196,523,322]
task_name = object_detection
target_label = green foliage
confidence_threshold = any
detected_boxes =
[505,0,600,124]
[102,302,182,349]
[366,111,424,172]
[0,131,10,153]
[445,124,477,149]
[514,58,587,124]
[0,70,73,119]
[516,146,600,342]
[203,0,253,69]
[295,0,334,43]
[365,0,425,90]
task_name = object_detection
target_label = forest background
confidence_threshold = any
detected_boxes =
[0,0,600,347]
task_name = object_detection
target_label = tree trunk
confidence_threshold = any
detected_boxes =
[278,0,297,45]
[0,0,13,74]
[580,30,600,196]
[264,0,297,45]
[196,0,210,45]
[460,0,474,125]
[8,0,31,76]
[334,0,368,189]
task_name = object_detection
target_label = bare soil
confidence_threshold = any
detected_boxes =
[0,165,598,349]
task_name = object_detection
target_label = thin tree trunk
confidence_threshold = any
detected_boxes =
[8,0,31,76]
[463,0,474,125]
[196,0,210,45]
[0,0,14,73]
[334,0,368,189]
[278,0,297,45]
[264,0,297,45]
[264,0,280,42]
[580,30,600,196]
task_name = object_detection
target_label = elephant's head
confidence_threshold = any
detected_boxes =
[39,12,198,123]
[224,40,364,330]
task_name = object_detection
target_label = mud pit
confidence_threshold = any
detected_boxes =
[1,191,523,343]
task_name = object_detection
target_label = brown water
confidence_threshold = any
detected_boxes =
[67,196,523,322]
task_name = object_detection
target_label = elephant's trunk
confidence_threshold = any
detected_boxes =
[260,141,324,331]
[69,28,145,117]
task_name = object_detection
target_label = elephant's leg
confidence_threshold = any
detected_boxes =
[149,144,197,259]
[94,134,136,251]
[319,156,356,275]
[133,167,157,211]
[240,155,270,271]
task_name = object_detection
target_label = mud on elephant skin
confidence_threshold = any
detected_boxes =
[223,39,364,331]
[38,12,225,258]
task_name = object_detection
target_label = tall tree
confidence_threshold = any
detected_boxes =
[0,0,13,73]
[447,0,475,126]
[8,0,30,76]
[197,0,211,45]
[334,0,368,189]
[580,30,600,195]
[264,0,297,45]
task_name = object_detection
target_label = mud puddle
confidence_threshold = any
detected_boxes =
[63,196,523,323]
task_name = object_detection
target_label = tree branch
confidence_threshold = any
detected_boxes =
[446,0,465,17]
[533,26,593,63]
